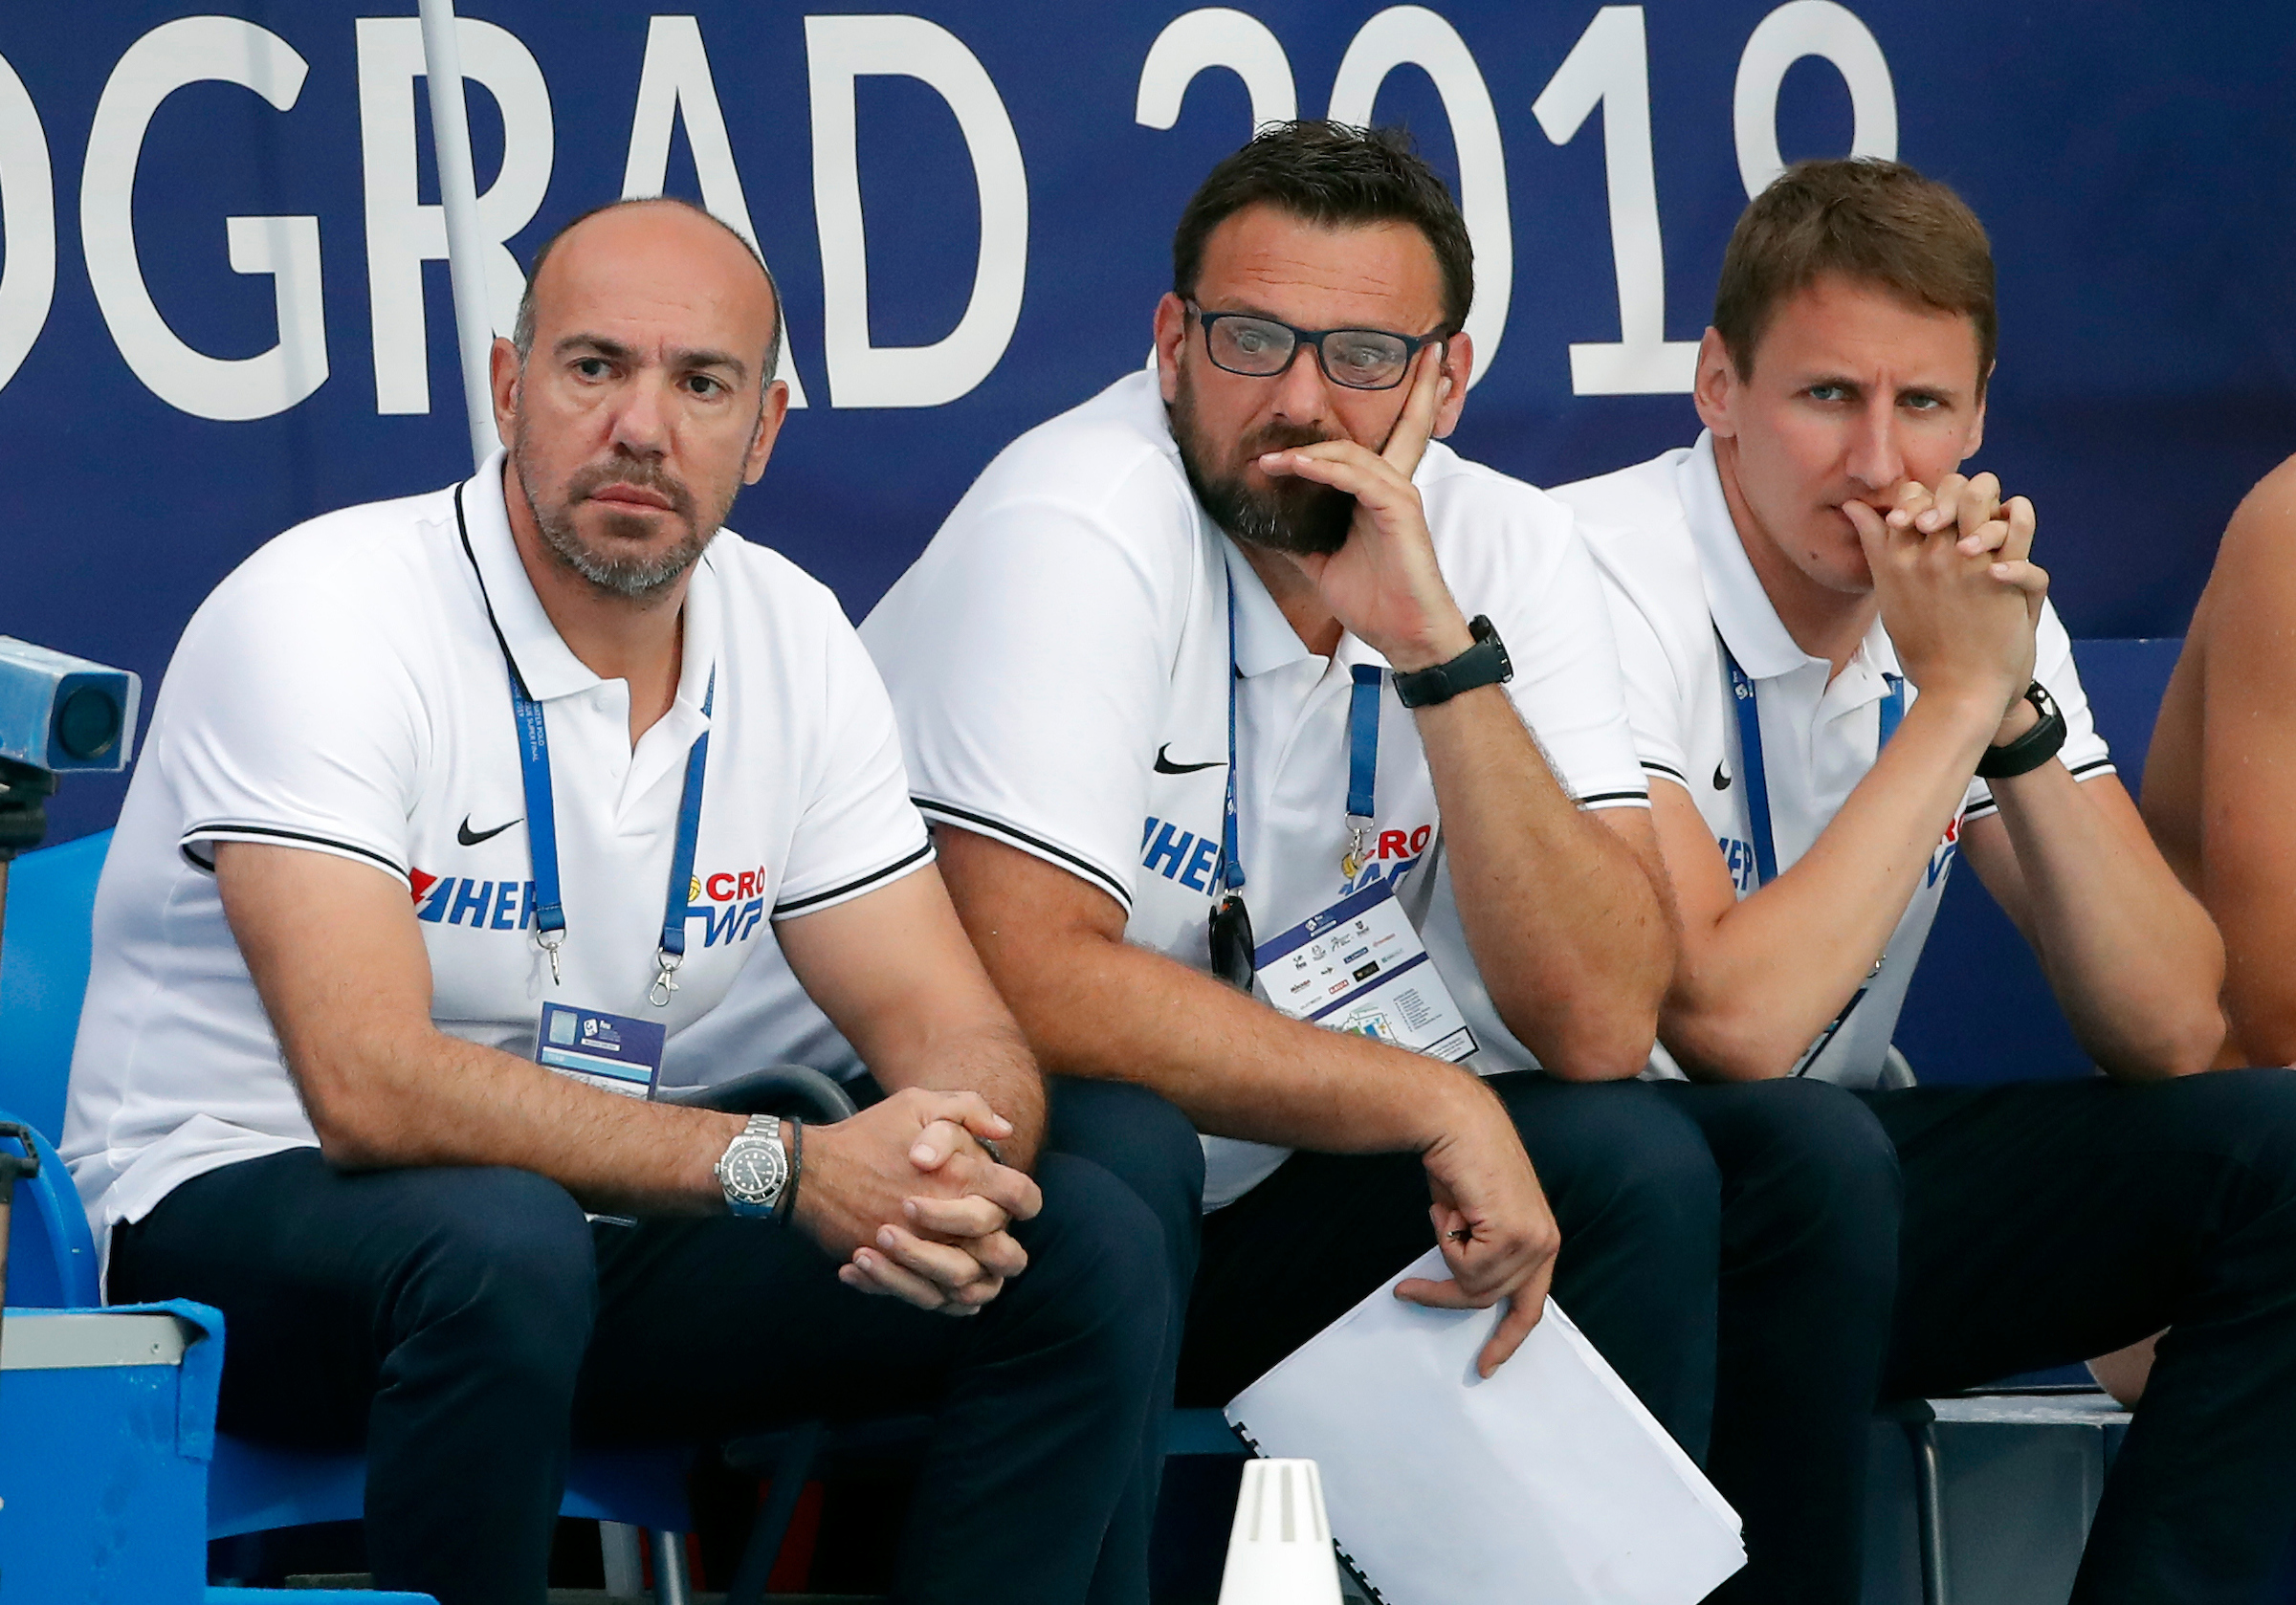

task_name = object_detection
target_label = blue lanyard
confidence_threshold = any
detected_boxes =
[1216,590,1247,896]
[1212,585,1383,897]
[1722,639,1905,1075]
[510,664,715,1008]
[1723,640,1903,888]
[1342,664,1381,883]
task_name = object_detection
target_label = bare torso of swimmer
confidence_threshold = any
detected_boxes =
[2142,453,2296,1067]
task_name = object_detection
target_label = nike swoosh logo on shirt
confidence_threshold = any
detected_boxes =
[1154,745,1225,775]
[1712,763,1733,791]
[457,815,521,846]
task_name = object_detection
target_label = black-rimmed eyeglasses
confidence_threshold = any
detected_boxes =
[1188,302,1446,392]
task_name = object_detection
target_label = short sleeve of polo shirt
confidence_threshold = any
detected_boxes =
[772,614,935,918]
[1477,507,1654,808]
[1962,600,2113,820]
[166,559,424,884]
[1592,568,1694,793]
[865,471,1186,914]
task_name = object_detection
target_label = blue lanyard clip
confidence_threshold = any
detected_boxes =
[1341,663,1381,883]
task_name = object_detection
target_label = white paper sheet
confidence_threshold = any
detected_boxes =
[1226,1249,1744,1605]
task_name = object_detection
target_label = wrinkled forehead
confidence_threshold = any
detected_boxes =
[529,206,777,364]
[1194,204,1446,335]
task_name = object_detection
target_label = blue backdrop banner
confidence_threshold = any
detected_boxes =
[6,1,2294,841]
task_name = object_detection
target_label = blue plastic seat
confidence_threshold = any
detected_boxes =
[0,830,695,1595]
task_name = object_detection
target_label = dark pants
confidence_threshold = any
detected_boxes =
[110,1128,1175,1605]
[1161,1072,1896,1485]
[1867,1071,2296,1605]
[1662,1068,2296,1605]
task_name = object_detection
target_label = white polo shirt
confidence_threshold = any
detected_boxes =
[63,453,931,1242]
[860,369,1649,1207]
[1555,433,2112,1087]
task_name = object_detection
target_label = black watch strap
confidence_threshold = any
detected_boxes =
[1974,682,2067,780]
[1393,616,1513,709]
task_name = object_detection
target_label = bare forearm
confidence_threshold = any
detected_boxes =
[1668,693,1994,1078]
[298,1028,741,1212]
[863,1014,1047,1168]
[988,927,1477,1154]
[774,868,1050,1164]
[1985,772,2224,1077]
[1414,685,1670,1075]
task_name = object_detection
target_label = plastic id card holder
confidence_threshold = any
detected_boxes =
[536,1001,666,1098]
[1253,879,1478,1063]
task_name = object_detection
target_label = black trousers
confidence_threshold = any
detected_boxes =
[1870,1072,2296,1605]
[1144,1067,2296,1605]
[1157,1072,1898,1490]
[1662,1068,2296,1605]
[109,1104,1183,1605]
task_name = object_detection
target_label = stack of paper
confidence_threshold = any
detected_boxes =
[1226,1249,1744,1604]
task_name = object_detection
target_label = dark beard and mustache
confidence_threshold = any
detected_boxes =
[1168,370,1358,558]
[512,433,727,601]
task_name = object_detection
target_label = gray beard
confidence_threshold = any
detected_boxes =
[535,506,707,601]
[512,442,715,602]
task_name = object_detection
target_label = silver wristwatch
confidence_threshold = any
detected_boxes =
[715,1113,787,1219]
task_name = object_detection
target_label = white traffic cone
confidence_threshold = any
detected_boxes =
[1218,1458,1344,1604]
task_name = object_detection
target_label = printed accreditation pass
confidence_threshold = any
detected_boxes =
[1253,880,1478,1063]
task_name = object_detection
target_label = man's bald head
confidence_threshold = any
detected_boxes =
[494,196,792,605]
[512,197,783,384]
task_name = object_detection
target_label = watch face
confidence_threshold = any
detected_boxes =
[723,1137,786,1203]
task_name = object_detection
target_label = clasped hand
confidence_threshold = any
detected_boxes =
[792,1086,1041,1317]
[1843,472,2046,739]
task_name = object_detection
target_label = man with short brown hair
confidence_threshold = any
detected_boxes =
[1561,156,2296,1602]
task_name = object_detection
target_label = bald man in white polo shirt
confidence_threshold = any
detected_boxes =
[864,123,1906,1519]
[1561,157,2296,1604]
[62,199,1171,1605]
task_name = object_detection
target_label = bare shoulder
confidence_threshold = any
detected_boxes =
[2146,453,2296,880]
[2181,454,2296,703]
[2205,454,2296,609]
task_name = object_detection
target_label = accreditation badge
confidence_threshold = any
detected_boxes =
[535,1001,666,1098]
[1253,880,1477,1063]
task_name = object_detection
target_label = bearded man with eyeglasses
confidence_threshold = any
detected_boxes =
[855,125,1897,1533]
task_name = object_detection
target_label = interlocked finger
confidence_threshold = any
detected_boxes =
[1987,558,2050,599]
[1882,483,1935,546]
[1998,496,2037,565]
[904,1192,1013,1242]
[873,1221,995,1295]
[840,1247,953,1312]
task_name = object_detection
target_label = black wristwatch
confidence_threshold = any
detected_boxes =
[1393,616,1512,709]
[1975,682,2067,780]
